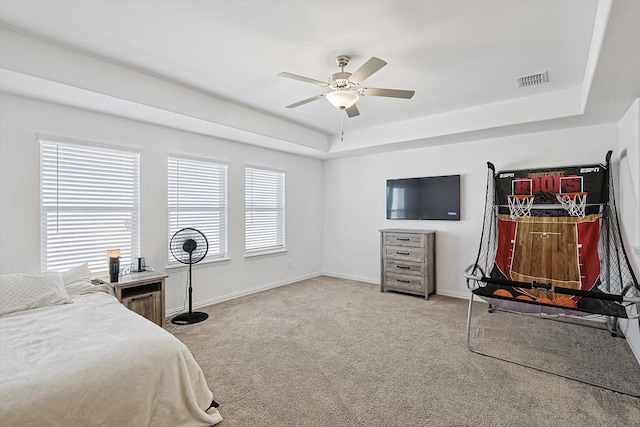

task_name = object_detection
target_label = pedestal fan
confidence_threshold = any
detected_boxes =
[170,228,209,325]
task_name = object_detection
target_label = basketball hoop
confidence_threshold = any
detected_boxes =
[507,194,534,219]
[556,192,587,217]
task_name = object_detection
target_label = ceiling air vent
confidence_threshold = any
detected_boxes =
[516,71,548,88]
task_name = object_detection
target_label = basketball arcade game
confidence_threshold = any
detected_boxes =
[464,151,640,395]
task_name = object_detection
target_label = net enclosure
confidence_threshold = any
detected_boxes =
[466,151,639,318]
[464,151,640,395]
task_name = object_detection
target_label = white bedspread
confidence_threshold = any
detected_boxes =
[0,288,222,426]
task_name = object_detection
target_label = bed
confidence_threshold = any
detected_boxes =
[0,266,222,426]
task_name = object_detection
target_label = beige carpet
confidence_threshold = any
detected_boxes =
[169,276,640,426]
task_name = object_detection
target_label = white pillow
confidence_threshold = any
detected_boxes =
[60,263,99,295]
[60,263,91,287]
[0,272,70,316]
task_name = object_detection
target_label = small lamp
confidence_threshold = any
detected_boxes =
[326,90,359,110]
[107,249,121,283]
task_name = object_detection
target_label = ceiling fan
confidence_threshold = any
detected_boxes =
[278,55,415,118]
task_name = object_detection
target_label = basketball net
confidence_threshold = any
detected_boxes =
[507,194,534,219]
[556,192,587,217]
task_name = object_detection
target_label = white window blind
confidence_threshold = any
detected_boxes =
[245,167,285,254]
[40,139,140,273]
[168,156,228,263]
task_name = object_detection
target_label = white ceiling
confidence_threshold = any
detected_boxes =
[0,0,639,158]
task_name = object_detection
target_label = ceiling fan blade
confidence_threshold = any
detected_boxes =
[361,87,415,99]
[285,94,325,108]
[349,57,387,83]
[278,72,327,86]
[345,104,360,118]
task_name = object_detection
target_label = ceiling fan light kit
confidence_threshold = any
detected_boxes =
[326,90,359,109]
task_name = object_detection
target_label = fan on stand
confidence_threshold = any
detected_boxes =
[170,228,209,325]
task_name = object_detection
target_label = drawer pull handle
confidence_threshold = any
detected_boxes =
[396,251,410,255]
[397,279,411,283]
[130,293,154,302]
[396,265,411,269]
[397,238,410,241]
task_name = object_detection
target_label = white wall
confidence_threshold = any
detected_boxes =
[617,98,640,274]
[0,93,324,313]
[1,90,638,317]
[616,99,640,362]
[322,123,620,298]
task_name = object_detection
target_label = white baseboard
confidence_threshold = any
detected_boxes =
[618,305,640,365]
[321,271,379,285]
[165,271,322,317]
[436,289,473,300]
[168,271,475,317]
[323,271,473,301]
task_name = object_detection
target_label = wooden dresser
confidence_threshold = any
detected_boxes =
[380,229,436,299]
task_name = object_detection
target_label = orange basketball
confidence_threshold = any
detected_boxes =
[536,297,553,305]
[554,296,577,308]
[493,289,513,298]
[516,295,534,301]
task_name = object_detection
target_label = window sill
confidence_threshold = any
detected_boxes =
[244,248,288,259]
[166,256,231,272]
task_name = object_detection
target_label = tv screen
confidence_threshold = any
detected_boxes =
[386,175,460,220]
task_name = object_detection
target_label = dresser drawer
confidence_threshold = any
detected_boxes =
[385,272,425,292]
[384,232,425,247]
[383,245,425,262]
[384,259,424,277]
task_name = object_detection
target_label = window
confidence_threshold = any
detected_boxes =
[168,156,228,264]
[245,166,285,255]
[40,138,140,272]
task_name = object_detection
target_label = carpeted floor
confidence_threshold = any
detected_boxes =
[169,276,640,426]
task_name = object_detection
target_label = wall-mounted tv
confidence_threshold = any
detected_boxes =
[386,175,460,220]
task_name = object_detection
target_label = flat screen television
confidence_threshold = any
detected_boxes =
[386,175,460,220]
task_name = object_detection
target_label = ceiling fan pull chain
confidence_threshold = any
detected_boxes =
[340,111,345,142]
